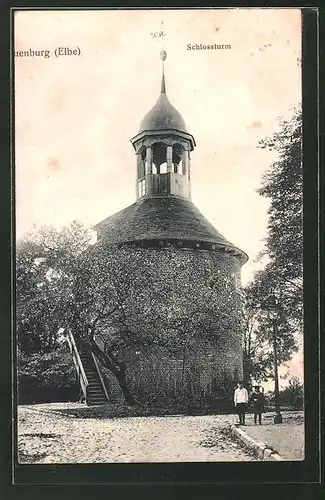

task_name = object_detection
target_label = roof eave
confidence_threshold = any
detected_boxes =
[130,129,196,151]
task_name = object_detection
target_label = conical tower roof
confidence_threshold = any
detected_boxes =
[95,197,248,263]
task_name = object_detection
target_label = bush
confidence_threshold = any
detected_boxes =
[263,379,304,411]
[280,378,304,410]
[18,343,79,404]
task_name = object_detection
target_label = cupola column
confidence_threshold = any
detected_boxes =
[145,146,153,174]
[167,145,173,173]
[182,149,189,175]
[137,153,145,179]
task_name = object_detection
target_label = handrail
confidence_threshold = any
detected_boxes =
[66,329,89,402]
[91,352,110,402]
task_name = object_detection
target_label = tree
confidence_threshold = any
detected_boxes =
[17,222,244,407]
[242,289,274,386]
[16,221,92,355]
[257,106,303,317]
[16,222,93,403]
[62,243,243,406]
[243,107,303,388]
[243,281,299,388]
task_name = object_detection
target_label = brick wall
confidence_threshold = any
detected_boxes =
[99,246,244,408]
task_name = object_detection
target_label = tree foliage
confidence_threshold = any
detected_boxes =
[258,106,303,299]
[243,107,303,385]
[243,273,299,382]
[18,343,79,404]
[16,222,93,403]
[242,292,273,384]
[17,222,243,406]
[279,377,304,410]
[16,221,92,355]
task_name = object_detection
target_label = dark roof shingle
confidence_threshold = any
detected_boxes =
[95,197,248,263]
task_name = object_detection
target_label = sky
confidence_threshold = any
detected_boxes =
[14,9,302,385]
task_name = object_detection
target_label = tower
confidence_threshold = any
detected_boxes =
[95,51,248,408]
[96,51,247,263]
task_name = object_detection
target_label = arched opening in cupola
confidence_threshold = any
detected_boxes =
[160,162,168,174]
[152,142,168,174]
[149,141,188,175]
[172,143,185,174]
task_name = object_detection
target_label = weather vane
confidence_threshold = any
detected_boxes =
[150,22,167,85]
[150,20,166,52]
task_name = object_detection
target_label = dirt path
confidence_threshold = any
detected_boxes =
[18,404,257,463]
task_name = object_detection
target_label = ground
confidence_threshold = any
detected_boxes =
[241,410,304,460]
[18,403,257,463]
[18,404,304,463]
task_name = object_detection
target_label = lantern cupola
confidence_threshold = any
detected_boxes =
[131,50,195,201]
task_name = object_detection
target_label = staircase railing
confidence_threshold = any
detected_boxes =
[66,329,89,404]
[91,352,110,402]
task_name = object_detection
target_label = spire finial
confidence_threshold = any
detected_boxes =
[160,49,167,94]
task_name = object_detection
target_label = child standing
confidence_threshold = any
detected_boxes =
[234,381,249,425]
[250,385,265,425]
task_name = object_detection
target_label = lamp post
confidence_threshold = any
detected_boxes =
[268,293,283,424]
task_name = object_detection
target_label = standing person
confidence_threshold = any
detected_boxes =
[234,381,249,425]
[250,385,265,425]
